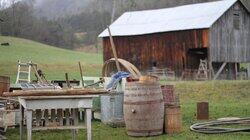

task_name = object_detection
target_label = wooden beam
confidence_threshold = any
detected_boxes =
[107,26,121,71]
[3,89,108,97]
[65,73,71,88]
[213,62,227,80]
[235,63,238,80]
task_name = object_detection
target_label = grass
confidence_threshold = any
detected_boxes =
[0,36,103,82]
[5,81,250,140]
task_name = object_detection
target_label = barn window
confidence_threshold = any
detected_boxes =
[233,10,240,30]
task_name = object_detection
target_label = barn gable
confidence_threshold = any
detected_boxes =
[210,1,250,62]
[99,0,240,37]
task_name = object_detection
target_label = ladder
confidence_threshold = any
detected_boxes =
[16,61,48,84]
[196,59,209,81]
[16,60,33,84]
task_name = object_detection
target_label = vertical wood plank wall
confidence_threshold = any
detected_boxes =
[103,29,209,76]
[210,2,250,63]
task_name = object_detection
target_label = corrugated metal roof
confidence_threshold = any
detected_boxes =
[99,0,238,37]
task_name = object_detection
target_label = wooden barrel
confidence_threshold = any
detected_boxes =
[124,82,164,137]
[0,76,10,96]
[165,106,182,134]
[197,102,209,120]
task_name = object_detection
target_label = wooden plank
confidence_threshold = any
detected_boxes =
[35,109,42,127]
[65,109,70,126]
[33,125,86,131]
[107,26,121,71]
[213,62,227,80]
[73,109,79,126]
[51,109,56,126]
[44,109,49,126]
[3,89,108,97]
[65,73,71,88]
[57,109,63,126]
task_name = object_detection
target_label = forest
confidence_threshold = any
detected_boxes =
[0,0,216,50]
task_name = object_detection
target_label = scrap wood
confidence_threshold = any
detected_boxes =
[3,89,109,97]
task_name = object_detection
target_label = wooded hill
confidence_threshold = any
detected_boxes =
[0,0,219,50]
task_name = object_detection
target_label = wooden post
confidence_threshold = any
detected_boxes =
[65,73,71,88]
[207,46,214,80]
[107,26,121,71]
[197,102,209,120]
[235,63,238,80]
[78,62,84,87]
[213,62,227,80]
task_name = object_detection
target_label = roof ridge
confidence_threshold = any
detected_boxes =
[123,0,237,14]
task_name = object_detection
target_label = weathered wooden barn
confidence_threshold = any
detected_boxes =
[99,0,250,78]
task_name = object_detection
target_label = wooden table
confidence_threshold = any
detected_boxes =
[18,95,98,140]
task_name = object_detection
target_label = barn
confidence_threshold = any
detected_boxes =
[99,0,250,79]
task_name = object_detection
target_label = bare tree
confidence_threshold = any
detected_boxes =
[111,0,116,23]
[11,0,16,36]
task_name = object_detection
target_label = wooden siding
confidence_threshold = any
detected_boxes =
[210,2,250,63]
[103,29,209,76]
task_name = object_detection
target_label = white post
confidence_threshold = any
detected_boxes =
[85,109,92,140]
[26,110,33,140]
[19,106,24,140]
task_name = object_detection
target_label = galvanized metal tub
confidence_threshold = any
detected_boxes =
[100,92,124,126]
[124,82,164,137]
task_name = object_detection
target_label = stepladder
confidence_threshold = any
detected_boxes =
[16,60,48,84]
[16,60,32,84]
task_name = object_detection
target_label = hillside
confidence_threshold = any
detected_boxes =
[0,36,103,82]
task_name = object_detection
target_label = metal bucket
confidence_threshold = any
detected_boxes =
[0,76,10,96]
[100,92,124,126]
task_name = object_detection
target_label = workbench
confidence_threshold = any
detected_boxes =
[3,88,108,140]
[18,95,98,140]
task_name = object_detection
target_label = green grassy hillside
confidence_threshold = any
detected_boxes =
[0,36,103,82]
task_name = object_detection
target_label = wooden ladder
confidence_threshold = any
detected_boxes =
[16,60,32,84]
[196,59,209,81]
[16,61,47,84]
